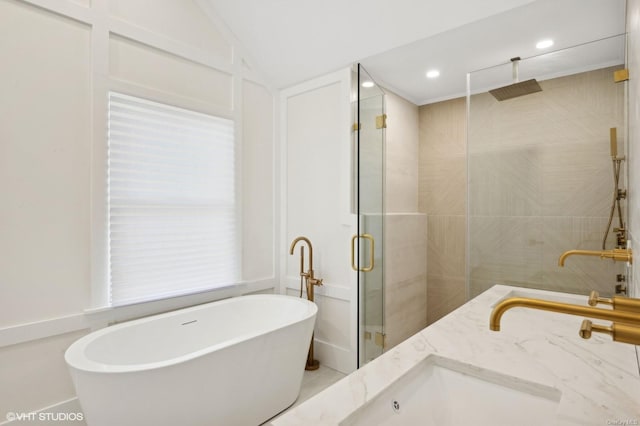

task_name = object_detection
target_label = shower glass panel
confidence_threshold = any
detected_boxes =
[355,64,385,367]
[466,35,627,299]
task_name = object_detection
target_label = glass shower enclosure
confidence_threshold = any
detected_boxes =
[466,35,628,299]
[353,64,385,367]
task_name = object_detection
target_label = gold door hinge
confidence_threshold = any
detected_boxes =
[614,69,629,83]
[364,331,371,340]
[375,331,385,348]
[375,114,387,129]
[352,122,361,131]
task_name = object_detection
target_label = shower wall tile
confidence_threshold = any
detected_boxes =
[426,276,465,325]
[540,141,613,217]
[418,97,467,326]
[469,147,542,216]
[421,66,626,325]
[469,279,498,299]
[469,216,544,287]
[469,66,625,155]
[419,97,466,157]
[419,155,466,216]
[427,215,465,279]
[384,214,427,350]
[385,275,427,349]
[385,90,419,213]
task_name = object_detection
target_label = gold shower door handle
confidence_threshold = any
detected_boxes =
[350,234,375,272]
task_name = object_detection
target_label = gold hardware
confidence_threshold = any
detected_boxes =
[614,68,629,83]
[352,122,361,131]
[375,114,387,129]
[557,248,632,266]
[588,290,640,314]
[490,297,640,332]
[351,234,375,272]
[364,331,372,340]
[289,236,323,370]
[610,127,618,157]
[580,320,640,345]
[375,331,385,348]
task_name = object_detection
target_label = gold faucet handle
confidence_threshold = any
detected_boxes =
[310,277,323,286]
[580,319,613,339]
[602,248,633,264]
[588,291,613,307]
[579,319,593,338]
[579,319,640,345]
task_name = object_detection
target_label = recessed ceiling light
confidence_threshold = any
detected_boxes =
[362,81,375,88]
[536,39,554,49]
[426,70,440,79]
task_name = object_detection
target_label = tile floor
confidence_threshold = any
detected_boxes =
[263,364,346,424]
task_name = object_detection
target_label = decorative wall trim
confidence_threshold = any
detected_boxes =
[107,17,233,73]
[18,0,94,25]
[0,279,275,349]
[284,277,350,301]
[313,338,352,375]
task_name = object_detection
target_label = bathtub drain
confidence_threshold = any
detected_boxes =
[392,400,400,413]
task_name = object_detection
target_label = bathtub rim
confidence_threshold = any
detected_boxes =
[65,294,317,374]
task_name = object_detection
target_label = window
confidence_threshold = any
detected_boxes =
[107,92,237,306]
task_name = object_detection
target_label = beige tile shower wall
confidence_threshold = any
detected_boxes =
[468,66,626,299]
[419,67,626,326]
[381,91,426,349]
[384,213,427,349]
[418,98,467,325]
[385,91,419,213]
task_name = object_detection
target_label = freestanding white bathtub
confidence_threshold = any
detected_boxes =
[65,295,317,426]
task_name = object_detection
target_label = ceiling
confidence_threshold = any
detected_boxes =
[206,0,626,105]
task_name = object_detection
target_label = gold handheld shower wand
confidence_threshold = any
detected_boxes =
[602,127,626,250]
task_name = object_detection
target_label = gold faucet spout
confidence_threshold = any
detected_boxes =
[290,236,313,271]
[557,248,632,266]
[490,297,640,331]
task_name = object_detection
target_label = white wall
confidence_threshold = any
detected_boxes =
[0,0,275,418]
[628,0,640,299]
[281,69,357,374]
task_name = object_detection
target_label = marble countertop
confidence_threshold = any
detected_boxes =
[271,285,640,425]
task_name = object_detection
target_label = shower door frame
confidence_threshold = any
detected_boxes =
[354,63,386,368]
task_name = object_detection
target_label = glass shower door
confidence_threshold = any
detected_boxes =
[354,64,385,367]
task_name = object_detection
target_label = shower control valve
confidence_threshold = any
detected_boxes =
[616,284,627,295]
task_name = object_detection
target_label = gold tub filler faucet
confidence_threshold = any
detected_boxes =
[289,236,323,370]
[490,291,640,345]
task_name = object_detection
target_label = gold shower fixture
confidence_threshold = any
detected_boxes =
[557,248,632,266]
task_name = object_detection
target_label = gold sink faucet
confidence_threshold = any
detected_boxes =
[588,290,640,313]
[557,248,632,266]
[490,296,640,345]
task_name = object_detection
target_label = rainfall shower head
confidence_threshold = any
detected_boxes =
[488,57,542,101]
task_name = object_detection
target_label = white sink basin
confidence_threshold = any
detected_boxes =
[339,355,562,426]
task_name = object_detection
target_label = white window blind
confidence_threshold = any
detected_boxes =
[107,92,237,306]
